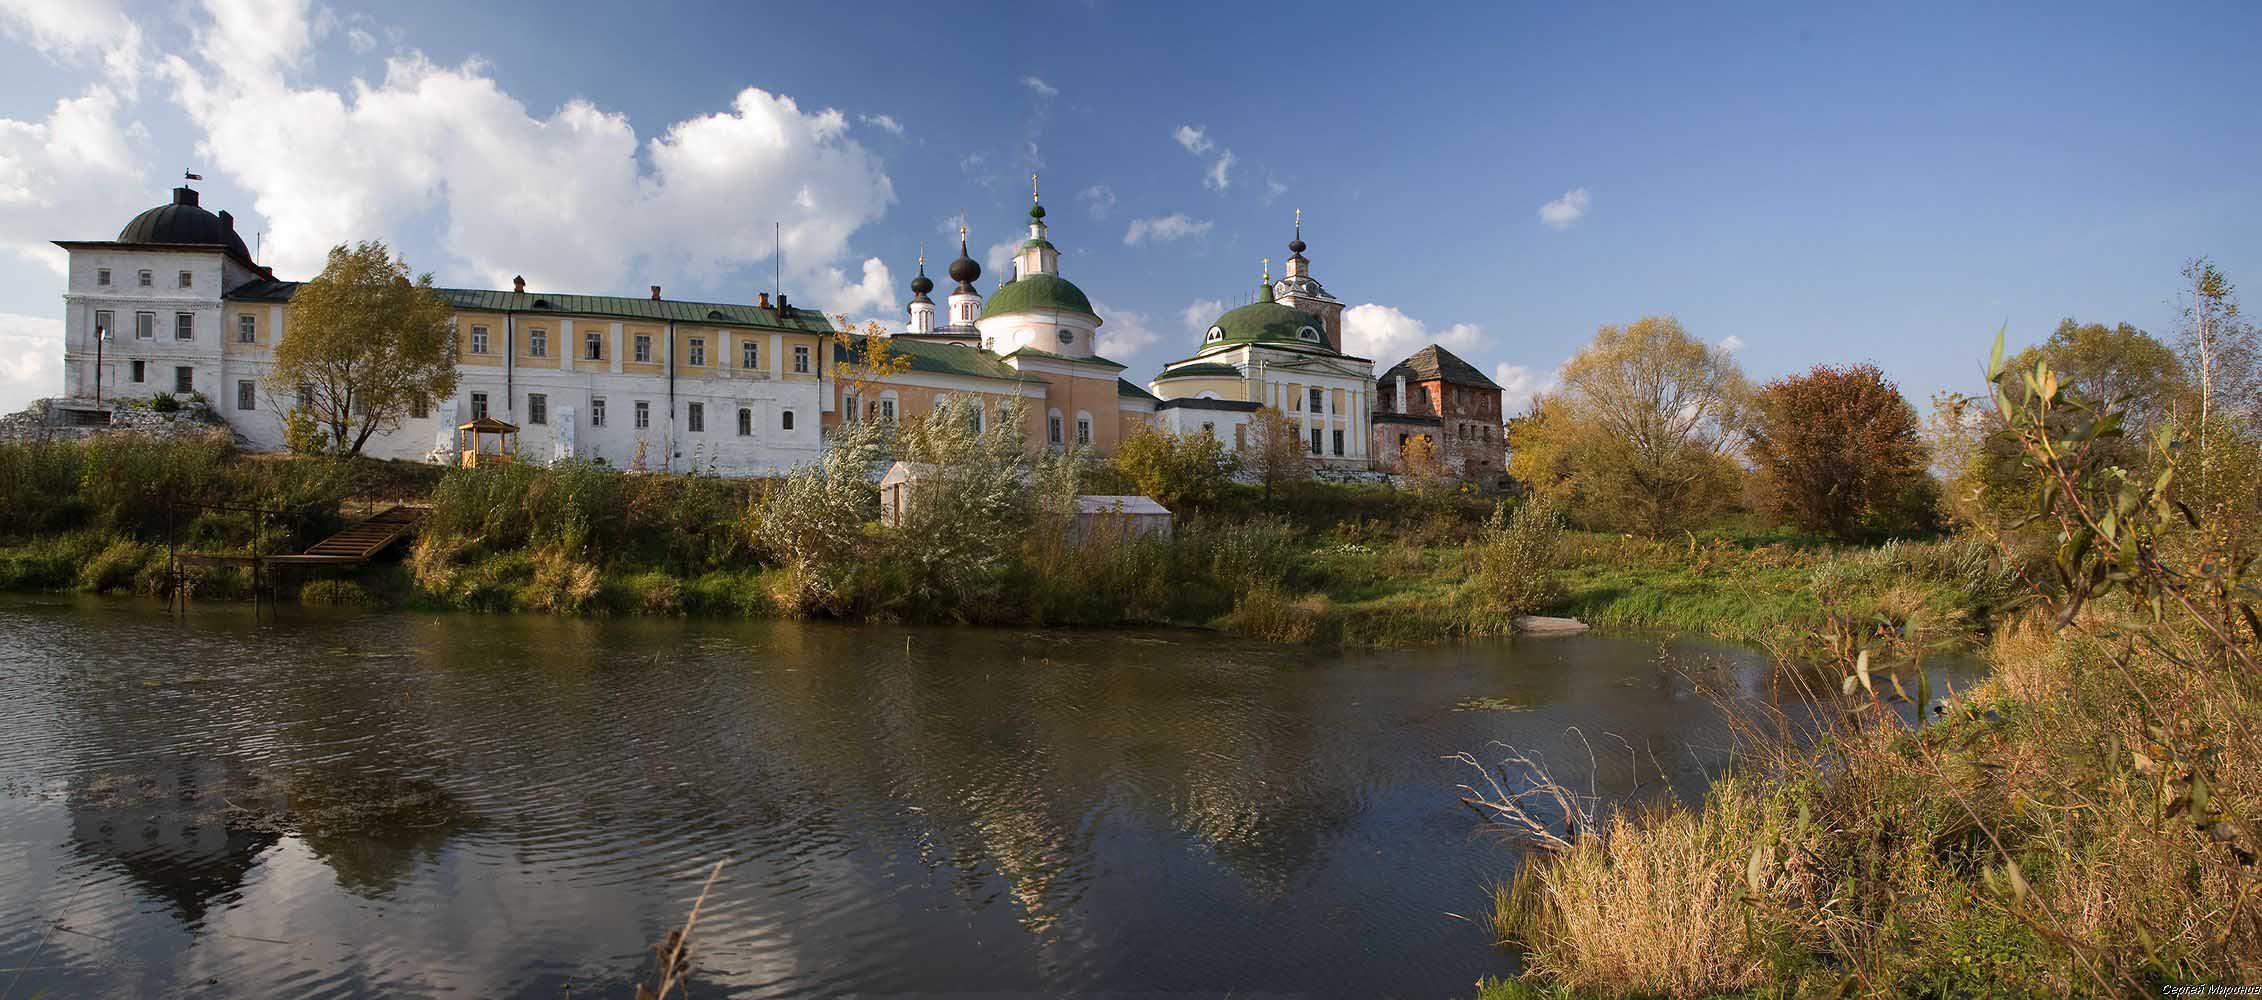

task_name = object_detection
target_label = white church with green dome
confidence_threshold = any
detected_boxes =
[1144,215,1381,466]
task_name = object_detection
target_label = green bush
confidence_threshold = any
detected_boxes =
[299,579,375,606]
[1475,497,1567,616]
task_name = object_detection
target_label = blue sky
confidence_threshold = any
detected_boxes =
[2,0,2257,414]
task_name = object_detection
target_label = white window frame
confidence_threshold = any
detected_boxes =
[633,334,652,363]
[237,380,256,411]
[470,391,489,420]
[236,314,255,344]
[528,393,548,425]
[634,399,650,429]
[792,345,810,373]
[1075,410,1092,446]
[174,312,193,341]
[528,327,547,357]
[687,401,705,433]
[97,268,111,287]
[94,310,113,340]
[741,340,758,369]
[1047,409,1063,445]
[590,396,607,427]
[137,269,152,287]
[174,366,193,394]
[470,326,489,355]
[585,331,604,361]
[688,337,705,367]
[134,312,154,340]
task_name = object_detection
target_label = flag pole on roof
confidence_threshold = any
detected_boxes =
[184,169,202,181]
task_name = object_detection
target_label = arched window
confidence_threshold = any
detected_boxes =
[737,407,752,436]
[1074,410,1093,447]
[1297,326,1320,343]
[1197,391,1219,400]
[1047,408,1064,446]
[781,409,795,431]
[1205,326,1224,344]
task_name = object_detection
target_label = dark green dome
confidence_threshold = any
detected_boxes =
[979,272,1094,319]
[1203,300,1330,350]
[119,187,252,261]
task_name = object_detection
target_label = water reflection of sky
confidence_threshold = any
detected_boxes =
[0,594,1987,998]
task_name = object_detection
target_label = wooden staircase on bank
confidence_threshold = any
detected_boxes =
[265,504,426,566]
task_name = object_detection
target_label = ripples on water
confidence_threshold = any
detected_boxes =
[0,594,1911,998]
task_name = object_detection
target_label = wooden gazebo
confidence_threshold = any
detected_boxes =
[456,416,519,468]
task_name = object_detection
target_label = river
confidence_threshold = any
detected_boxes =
[0,594,1959,998]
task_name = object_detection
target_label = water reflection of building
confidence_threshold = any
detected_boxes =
[67,757,281,923]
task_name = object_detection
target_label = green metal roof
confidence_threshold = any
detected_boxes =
[224,279,834,333]
[978,272,1094,319]
[1000,346,1126,370]
[1116,377,1160,402]
[1020,238,1055,252]
[1203,299,1333,351]
[1152,361,1242,380]
[834,334,1043,382]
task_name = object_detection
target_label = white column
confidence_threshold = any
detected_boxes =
[560,319,575,373]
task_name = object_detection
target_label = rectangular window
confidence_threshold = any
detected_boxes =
[634,400,650,429]
[237,314,255,344]
[175,313,193,341]
[528,393,547,425]
[1309,387,1324,413]
[843,392,859,423]
[130,360,145,383]
[737,407,751,436]
[792,345,809,373]
[590,397,606,427]
[94,310,113,340]
[687,402,704,432]
[470,392,488,420]
[469,326,489,355]
[1048,413,1063,444]
[741,341,757,369]
[410,395,429,419]
[781,409,795,431]
[178,270,193,289]
[528,328,547,357]
[174,366,193,394]
[298,384,314,411]
[135,311,154,339]
[237,380,256,411]
[97,268,111,287]
[1076,417,1092,446]
[1310,428,1322,454]
[138,269,152,287]
[688,338,705,367]
[586,331,604,360]
[633,334,651,363]
[1333,429,1345,456]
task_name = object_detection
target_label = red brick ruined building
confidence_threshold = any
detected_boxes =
[1371,345,1507,480]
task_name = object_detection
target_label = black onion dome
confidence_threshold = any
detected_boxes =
[909,261,934,298]
[119,187,252,260]
[1030,202,1046,220]
[1288,236,1307,255]
[947,240,981,287]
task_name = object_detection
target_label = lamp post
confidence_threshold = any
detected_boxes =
[93,315,109,407]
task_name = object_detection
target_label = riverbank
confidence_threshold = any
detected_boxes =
[0,435,2018,653]
[0,435,2019,653]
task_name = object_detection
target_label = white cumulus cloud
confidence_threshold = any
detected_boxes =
[1538,187,1591,231]
[1020,75,1057,99]
[0,311,64,413]
[858,113,902,135]
[1718,334,1745,353]
[983,239,1018,279]
[1123,213,1213,246]
[158,0,896,304]
[1493,362,1559,415]
[1075,184,1115,220]
[1181,298,1227,335]
[1340,303,1484,363]
[1172,125,1213,155]
[1092,301,1163,357]
[0,0,147,90]
[0,85,152,274]
[1204,149,1235,192]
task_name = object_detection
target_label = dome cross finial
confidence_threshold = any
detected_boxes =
[1288,208,1307,256]
[1031,173,1040,203]
[1262,257,1270,283]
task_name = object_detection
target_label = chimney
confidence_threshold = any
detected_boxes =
[219,210,234,231]
[1395,374,1408,414]
[512,275,525,294]
[776,293,789,312]
[649,285,662,301]
[757,292,770,308]
[174,187,199,207]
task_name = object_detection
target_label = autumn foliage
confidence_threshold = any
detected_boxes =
[1747,363,1934,539]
